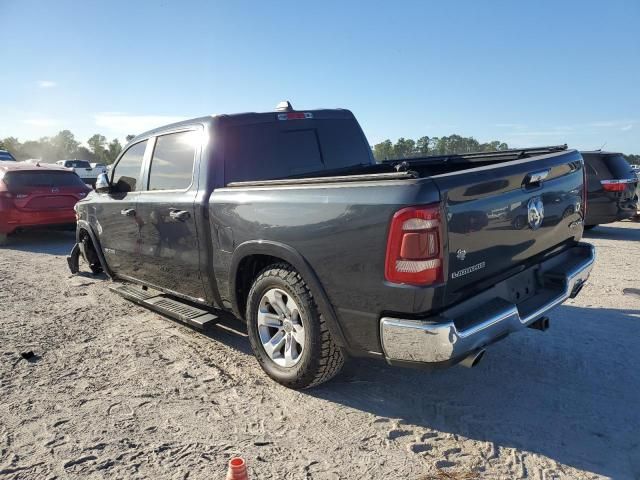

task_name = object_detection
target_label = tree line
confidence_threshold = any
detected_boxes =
[1,129,638,166]
[0,130,136,165]
[624,154,640,165]
[372,135,510,161]
[373,135,640,165]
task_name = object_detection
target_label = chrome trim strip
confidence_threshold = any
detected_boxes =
[380,244,595,364]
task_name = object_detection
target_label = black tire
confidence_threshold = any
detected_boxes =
[80,234,103,274]
[0,233,8,246]
[584,224,597,230]
[246,263,344,389]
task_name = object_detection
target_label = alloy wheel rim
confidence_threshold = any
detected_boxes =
[257,288,306,367]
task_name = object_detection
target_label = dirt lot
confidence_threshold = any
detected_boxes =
[1,222,639,480]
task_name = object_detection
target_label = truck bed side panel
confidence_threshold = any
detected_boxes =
[209,178,440,355]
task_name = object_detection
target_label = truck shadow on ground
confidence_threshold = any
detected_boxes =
[583,222,640,241]
[299,305,640,479]
[0,229,75,255]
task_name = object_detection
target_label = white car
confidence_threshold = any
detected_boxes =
[56,159,97,185]
[90,162,108,174]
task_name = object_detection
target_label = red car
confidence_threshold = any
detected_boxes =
[0,162,91,244]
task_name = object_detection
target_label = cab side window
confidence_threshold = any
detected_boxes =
[111,140,147,192]
[147,131,198,191]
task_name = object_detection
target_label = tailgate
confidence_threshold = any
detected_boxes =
[433,149,585,301]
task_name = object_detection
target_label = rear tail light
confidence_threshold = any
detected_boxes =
[601,179,628,192]
[385,204,443,285]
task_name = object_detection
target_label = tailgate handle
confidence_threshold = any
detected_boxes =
[524,169,550,185]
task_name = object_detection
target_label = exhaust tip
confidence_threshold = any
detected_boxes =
[459,349,485,368]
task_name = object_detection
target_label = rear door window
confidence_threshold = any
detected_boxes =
[111,140,147,192]
[147,131,197,191]
[0,151,15,161]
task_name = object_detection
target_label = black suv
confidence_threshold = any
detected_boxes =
[582,151,638,228]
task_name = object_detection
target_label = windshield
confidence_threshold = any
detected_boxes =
[3,171,87,189]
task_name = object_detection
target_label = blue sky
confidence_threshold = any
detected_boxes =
[1,0,639,152]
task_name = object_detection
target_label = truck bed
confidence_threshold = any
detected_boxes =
[225,145,570,187]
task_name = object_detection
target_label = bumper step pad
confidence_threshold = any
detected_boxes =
[109,283,217,329]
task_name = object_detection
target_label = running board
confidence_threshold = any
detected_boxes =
[109,283,218,329]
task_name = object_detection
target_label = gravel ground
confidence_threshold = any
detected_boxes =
[1,222,639,480]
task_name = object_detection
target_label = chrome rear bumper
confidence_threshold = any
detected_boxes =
[380,243,595,365]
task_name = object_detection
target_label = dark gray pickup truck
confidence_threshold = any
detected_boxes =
[69,103,594,388]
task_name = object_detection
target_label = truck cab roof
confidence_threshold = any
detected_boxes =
[127,106,355,145]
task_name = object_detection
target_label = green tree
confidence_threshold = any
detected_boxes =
[372,139,394,161]
[75,146,95,161]
[623,154,640,165]
[393,137,416,158]
[106,138,122,164]
[88,134,108,162]
[1,137,21,157]
[416,136,431,155]
[50,130,80,159]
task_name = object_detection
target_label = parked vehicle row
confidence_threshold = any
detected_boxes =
[67,103,594,388]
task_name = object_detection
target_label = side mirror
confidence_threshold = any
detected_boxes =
[95,173,111,193]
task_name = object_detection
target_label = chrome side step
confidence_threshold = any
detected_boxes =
[109,283,218,329]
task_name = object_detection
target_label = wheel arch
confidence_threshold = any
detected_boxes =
[230,240,348,349]
[76,219,113,278]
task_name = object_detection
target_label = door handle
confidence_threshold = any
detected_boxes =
[169,209,191,222]
[120,208,136,217]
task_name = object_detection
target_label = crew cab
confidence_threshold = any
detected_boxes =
[0,162,90,244]
[68,103,594,388]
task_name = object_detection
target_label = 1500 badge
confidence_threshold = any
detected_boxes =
[451,261,486,279]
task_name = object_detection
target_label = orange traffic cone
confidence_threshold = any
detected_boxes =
[226,457,248,480]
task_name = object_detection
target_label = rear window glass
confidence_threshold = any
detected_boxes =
[0,151,16,161]
[3,171,86,189]
[602,154,635,179]
[64,160,91,168]
[223,119,371,184]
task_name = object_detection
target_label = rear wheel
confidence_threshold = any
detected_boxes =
[584,225,597,230]
[246,263,344,389]
[0,233,8,246]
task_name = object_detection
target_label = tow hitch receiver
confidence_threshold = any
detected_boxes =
[67,243,80,274]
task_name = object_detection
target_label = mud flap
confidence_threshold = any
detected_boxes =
[67,243,80,274]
